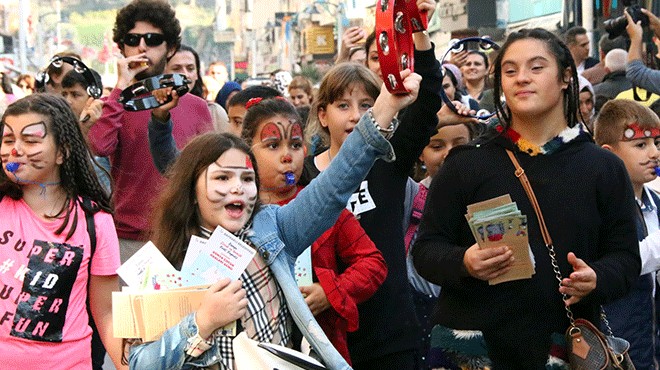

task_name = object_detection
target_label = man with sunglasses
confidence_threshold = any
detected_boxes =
[87,0,213,265]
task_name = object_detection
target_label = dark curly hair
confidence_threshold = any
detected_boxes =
[493,28,579,130]
[0,94,112,240]
[113,0,182,52]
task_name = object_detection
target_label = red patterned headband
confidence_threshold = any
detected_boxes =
[622,122,660,141]
[245,96,288,110]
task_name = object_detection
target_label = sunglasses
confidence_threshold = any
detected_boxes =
[123,33,166,47]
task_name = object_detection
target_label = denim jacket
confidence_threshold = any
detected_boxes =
[129,112,395,370]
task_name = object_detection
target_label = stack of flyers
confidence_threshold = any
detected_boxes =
[114,226,257,341]
[466,194,536,285]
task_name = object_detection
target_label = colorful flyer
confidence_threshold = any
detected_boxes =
[181,226,256,285]
[116,241,178,288]
[294,247,313,286]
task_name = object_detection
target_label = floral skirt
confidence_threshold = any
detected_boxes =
[427,325,570,370]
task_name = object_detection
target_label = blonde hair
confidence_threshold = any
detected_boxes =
[594,99,660,146]
[288,76,313,97]
[306,63,380,148]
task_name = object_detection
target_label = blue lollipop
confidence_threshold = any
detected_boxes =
[6,162,20,173]
[655,166,660,177]
[285,172,296,186]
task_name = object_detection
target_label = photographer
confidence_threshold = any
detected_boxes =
[626,7,660,95]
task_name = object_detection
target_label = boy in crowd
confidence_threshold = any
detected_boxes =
[594,99,660,369]
[61,69,111,194]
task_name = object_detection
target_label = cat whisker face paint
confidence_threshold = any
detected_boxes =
[1,115,62,193]
[195,148,259,233]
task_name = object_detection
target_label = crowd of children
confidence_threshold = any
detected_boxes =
[2,0,660,369]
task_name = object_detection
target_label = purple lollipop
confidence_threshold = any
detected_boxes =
[285,172,296,186]
[6,162,20,173]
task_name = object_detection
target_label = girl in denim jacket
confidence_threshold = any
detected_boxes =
[240,96,388,364]
[126,71,421,370]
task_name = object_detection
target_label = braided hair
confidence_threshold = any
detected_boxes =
[493,28,580,130]
[0,93,112,240]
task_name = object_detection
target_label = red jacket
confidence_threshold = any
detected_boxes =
[279,187,387,363]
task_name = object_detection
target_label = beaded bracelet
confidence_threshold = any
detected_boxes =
[367,108,399,140]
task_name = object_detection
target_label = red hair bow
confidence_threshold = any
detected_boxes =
[245,97,263,109]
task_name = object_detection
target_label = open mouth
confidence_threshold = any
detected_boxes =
[225,202,245,218]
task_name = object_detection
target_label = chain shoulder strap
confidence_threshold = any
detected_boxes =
[505,149,575,325]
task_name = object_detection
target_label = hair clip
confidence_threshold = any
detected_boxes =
[245,97,263,110]
[623,122,660,140]
[375,0,428,94]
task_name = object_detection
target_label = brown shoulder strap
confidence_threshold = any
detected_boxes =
[505,149,553,247]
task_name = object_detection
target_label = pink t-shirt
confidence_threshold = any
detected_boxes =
[0,197,120,369]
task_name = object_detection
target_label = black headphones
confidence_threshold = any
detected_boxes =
[35,56,103,99]
[118,73,190,111]
[439,37,500,121]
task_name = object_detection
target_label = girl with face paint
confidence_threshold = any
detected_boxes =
[129,69,421,369]
[0,94,124,369]
[240,97,387,363]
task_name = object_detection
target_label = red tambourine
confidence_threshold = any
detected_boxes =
[375,0,428,94]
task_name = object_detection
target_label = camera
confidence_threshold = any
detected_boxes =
[603,0,649,39]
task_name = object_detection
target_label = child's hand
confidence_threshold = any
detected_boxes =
[299,283,331,316]
[463,244,514,281]
[79,97,104,134]
[371,69,421,127]
[196,278,247,338]
[560,252,597,306]
[437,101,479,127]
[450,50,468,68]
[342,27,366,52]
[417,0,435,19]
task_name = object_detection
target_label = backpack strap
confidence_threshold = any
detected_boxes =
[82,197,97,307]
[83,197,97,269]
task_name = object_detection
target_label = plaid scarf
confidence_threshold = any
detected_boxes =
[198,226,292,370]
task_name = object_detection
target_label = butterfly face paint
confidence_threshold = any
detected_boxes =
[1,113,62,192]
[251,115,305,196]
[195,148,258,233]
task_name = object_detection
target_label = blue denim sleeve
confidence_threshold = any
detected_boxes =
[148,114,181,174]
[626,59,660,95]
[274,112,395,257]
[129,313,219,370]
